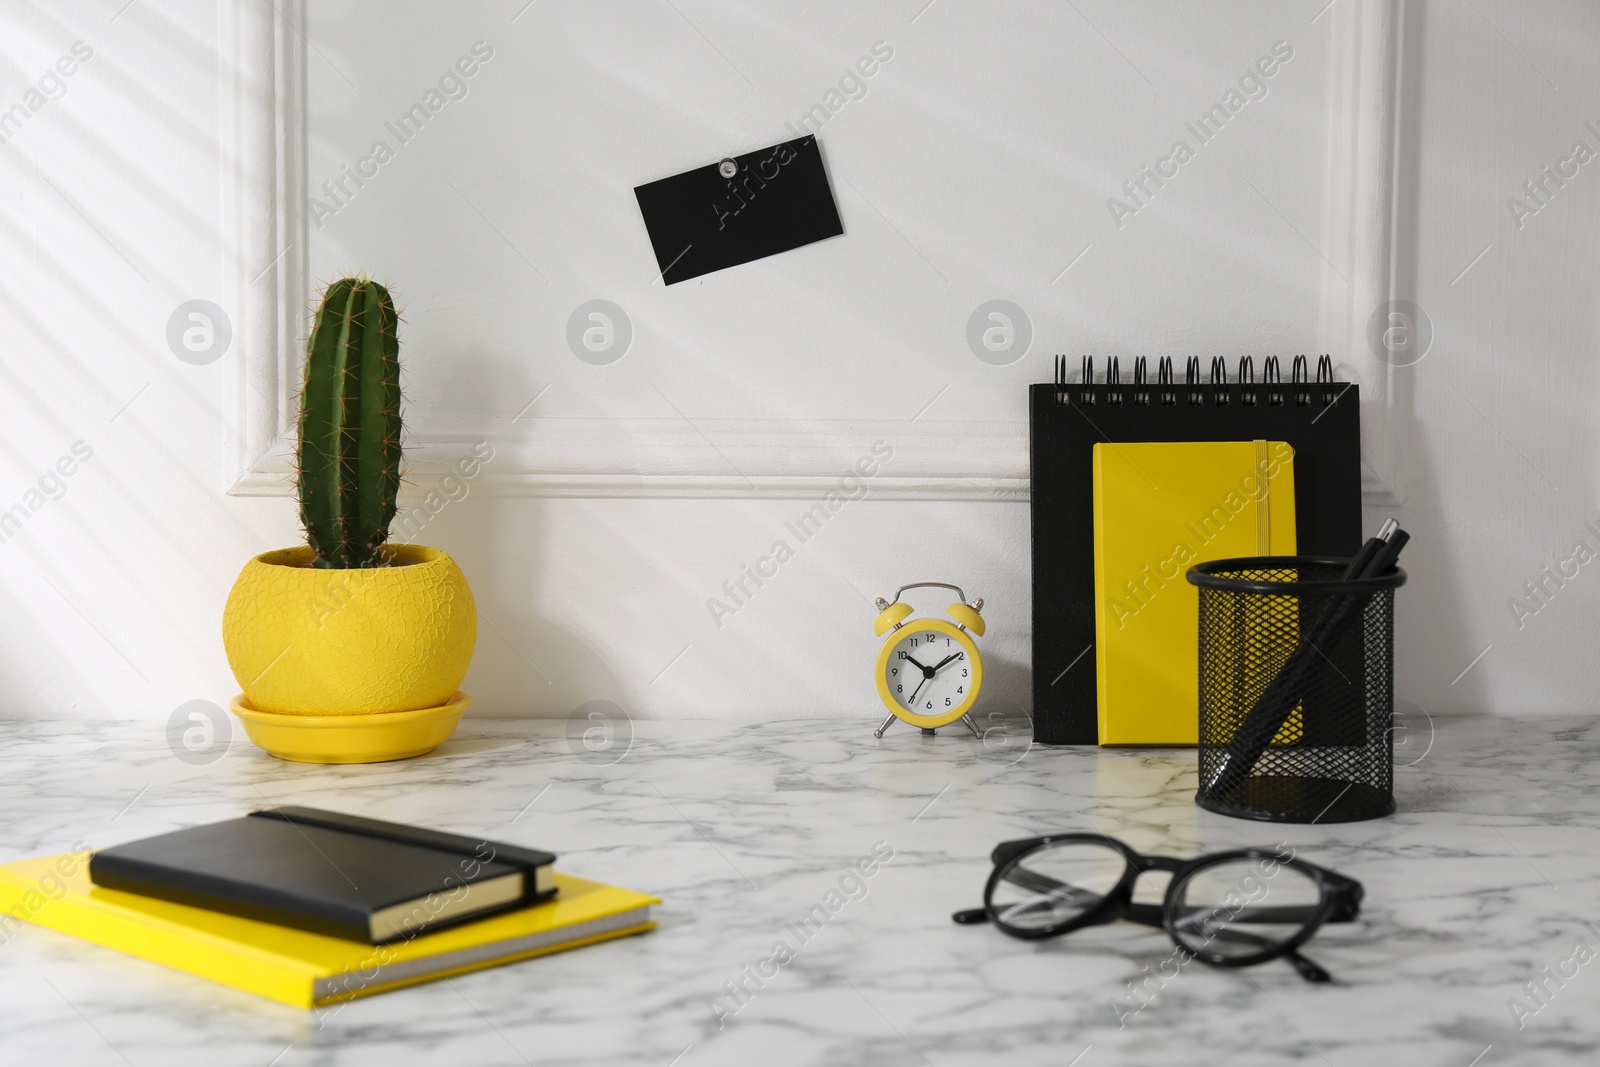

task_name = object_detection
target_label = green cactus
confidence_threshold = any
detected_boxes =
[296,277,402,569]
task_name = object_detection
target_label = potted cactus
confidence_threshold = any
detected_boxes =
[221,278,477,762]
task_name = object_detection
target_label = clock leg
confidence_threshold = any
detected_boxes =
[873,713,897,739]
[960,713,981,738]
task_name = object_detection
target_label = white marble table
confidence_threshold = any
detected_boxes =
[0,715,1595,1066]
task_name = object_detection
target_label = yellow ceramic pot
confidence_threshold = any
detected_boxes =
[222,544,476,716]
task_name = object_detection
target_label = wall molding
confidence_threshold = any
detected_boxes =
[220,0,308,498]
[1323,0,1407,505]
[222,0,1402,503]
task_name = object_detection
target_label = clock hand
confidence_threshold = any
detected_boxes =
[930,653,961,672]
[907,675,929,706]
[902,651,940,709]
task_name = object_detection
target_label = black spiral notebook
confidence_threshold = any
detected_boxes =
[1030,355,1363,745]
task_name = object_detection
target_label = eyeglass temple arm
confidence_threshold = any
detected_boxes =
[1170,903,1332,924]
[999,863,1362,927]
[984,867,1172,933]
[1003,871,1356,925]
[994,869,1106,912]
[1168,917,1334,983]
[952,868,1133,929]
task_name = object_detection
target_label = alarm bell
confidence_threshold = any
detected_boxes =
[873,583,983,635]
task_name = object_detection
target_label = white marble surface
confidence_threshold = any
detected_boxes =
[0,714,1596,1066]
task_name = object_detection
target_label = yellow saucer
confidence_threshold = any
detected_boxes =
[229,692,471,764]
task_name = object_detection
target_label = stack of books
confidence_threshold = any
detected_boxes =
[0,806,656,1008]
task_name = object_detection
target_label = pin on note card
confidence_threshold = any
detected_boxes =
[633,135,844,285]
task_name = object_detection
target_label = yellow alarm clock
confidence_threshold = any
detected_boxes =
[871,582,985,739]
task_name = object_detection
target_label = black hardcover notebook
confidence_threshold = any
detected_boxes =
[89,807,557,944]
[1030,355,1363,745]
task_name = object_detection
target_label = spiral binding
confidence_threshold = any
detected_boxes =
[1292,354,1310,406]
[1054,354,1343,407]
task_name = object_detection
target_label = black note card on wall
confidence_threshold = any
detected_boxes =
[633,135,844,285]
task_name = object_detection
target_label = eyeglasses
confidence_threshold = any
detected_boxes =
[952,834,1362,982]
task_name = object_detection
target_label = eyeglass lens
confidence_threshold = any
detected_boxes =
[989,840,1127,931]
[1166,858,1324,959]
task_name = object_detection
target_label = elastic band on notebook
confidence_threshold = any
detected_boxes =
[1254,439,1271,549]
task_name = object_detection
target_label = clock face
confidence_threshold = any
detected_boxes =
[881,624,978,723]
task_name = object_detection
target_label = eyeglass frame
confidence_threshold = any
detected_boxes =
[961,833,1363,981]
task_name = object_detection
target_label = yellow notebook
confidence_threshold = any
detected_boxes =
[0,853,657,1009]
[1092,440,1296,745]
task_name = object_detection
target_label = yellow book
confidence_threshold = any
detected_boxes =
[1092,440,1296,744]
[0,852,656,1009]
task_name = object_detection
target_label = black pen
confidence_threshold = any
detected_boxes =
[1340,518,1396,581]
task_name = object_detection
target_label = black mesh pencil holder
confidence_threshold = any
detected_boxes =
[1187,557,1406,824]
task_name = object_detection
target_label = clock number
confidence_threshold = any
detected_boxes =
[925,701,933,709]
[957,686,963,694]
[961,668,968,677]
[896,685,902,693]
[944,697,952,706]
[890,667,897,676]
[909,637,918,648]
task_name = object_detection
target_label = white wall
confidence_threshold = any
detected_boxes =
[0,0,1593,724]
[1385,0,1600,716]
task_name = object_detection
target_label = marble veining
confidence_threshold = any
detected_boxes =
[0,715,1596,1066]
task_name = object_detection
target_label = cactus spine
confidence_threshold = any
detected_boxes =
[296,278,402,569]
